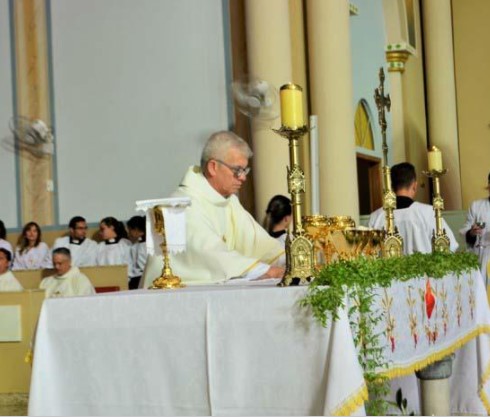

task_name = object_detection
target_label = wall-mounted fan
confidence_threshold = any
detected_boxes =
[7,116,54,157]
[232,77,279,121]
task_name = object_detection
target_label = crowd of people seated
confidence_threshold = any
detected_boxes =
[0,215,147,295]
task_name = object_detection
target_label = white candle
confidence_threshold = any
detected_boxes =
[310,115,320,214]
[428,146,443,171]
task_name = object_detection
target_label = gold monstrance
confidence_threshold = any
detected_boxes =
[150,206,185,289]
[423,146,450,253]
[273,83,314,286]
[374,67,403,257]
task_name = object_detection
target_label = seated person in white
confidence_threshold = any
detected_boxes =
[12,221,52,270]
[96,217,132,275]
[369,162,458,254]
[127,215,147,290]
[0,248,23,292]
[142,131,284,287]
[459,171,490,283]
[0,220,13,257]
[53,216,97,267]
[263,195,292,246]
[40,248,95,298]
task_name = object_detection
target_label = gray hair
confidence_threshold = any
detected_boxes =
[52,247,71,259]
[200,131,253,173]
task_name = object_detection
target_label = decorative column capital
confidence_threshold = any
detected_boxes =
[385,43,412,73]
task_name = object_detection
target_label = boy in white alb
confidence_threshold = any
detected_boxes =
[0,248,23,292]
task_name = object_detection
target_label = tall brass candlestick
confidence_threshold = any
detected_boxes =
[274,83,314,286]
[374,67,403,257]
[423,168,450,253]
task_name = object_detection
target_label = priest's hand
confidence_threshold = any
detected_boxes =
[469,223,484,236]
[260,266,285,279]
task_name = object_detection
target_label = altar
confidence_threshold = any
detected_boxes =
[28,282,367,416]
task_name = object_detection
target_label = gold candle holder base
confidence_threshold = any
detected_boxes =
[423,169,450,253]
[149,205,186,290]
[273,124,315,286]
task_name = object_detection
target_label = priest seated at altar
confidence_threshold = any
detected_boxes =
[368,162,458,254]
[142,131,285,287]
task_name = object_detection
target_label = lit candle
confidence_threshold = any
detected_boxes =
[428,146,443,171]
[310,115,320,214]
[280,83,304,129]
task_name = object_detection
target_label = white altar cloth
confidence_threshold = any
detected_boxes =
[28,283,367,416]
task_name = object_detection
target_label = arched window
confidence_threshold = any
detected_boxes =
[354,100,375,150]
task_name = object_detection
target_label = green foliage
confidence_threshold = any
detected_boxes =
[301,251,478,416]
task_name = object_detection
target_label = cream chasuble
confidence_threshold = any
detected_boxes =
[166,166,284,284]
[369,201,458,254]
[40,266,95,298]
[0,270,23,292]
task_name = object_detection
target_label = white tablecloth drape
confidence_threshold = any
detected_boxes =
[28,282,367,416]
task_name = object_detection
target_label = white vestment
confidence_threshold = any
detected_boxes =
[143,166,284,286]
[12,242,52,270]
[129,240,147,278]
[96,238,132,276]
[40,266,95,298]
[459,198,490,282]
[0,270,23,292]
[368,201,458,254]
[53,236,98,267]
[0,239,13,256]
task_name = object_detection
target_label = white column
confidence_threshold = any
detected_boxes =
[245,0,292,220]
[306,0,359,223]
[421,0,462,210]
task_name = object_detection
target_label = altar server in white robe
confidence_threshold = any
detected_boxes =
[0,248,23,292]
[143,131,284,287]
[0,220,13,257]
[127,215,147,289]
[40,248,95,298]
[12,222,52,270]
[459,172,490,283]
[53,216,98,267]
[96,217,132,276]
[369,162,458,254]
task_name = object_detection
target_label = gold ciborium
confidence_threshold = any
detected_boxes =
[150,206,185,290]
[303,215,331,269]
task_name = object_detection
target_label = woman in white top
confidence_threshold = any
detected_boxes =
[12,222,52,270]
[96,217,132,275]
[263,195,292,246]
[0,220,13,257]
[0,248,23,291]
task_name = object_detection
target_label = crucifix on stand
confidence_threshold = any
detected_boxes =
[374,67,403,257]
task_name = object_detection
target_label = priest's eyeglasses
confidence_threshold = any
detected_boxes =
[214,159,251,178]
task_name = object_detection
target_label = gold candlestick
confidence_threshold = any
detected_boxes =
[273,122,314,286]
[423,169,450,253]
[374,67,403,257]
[150,206,185,289]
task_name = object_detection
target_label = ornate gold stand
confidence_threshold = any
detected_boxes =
[150,206,185,289]
[423,169,450,253]
[374,67,403,257]
[273,125,314,286]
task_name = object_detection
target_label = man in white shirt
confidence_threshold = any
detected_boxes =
[40,248,95,298]
[143,131,285,287]
[369,162,458,254]
[53,216,98,267]
[0,248,23,292]
[460,171,490,283]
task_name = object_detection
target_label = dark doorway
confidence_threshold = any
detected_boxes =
[357,154,382,215]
